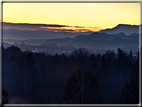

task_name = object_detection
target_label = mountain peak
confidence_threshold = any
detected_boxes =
[117,32,126,35]
[99,24,139,35]
[115,24,138,28]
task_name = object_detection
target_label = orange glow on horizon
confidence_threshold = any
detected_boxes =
[52,29,92,33]
[40,26,100,32]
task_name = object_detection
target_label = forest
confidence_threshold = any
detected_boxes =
[2,45,139,104]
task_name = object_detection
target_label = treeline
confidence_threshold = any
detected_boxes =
[2,45,139,104]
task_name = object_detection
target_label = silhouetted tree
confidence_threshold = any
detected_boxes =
[73,48,89,69]
[8,55,16,64]
[117,48,126,60]
[114,48,132,72]
[128,50,135,64]
[89,54,96,65]
[101,54,108,72]
[96,53,102,66]
[101,50,116,72]
[69,54,75,66]
[53,53,60,65]
[3,45,138,104]
[2,89,9,104]
[26,52,37,103]
[64,70,102,104]
[60,53,67,63]
[105,50,115,65]
[5,45,21,56]
[27,53,35,70]
[119,55,139,104]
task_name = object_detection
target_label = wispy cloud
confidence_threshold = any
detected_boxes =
[39,26,93,32]
[2,22,100,32]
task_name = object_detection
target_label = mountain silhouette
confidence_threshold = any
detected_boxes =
[3,24,140,50]
[43,32,139,51]
[99,24,139,35]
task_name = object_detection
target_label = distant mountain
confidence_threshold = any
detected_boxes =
[3,24,139,41]
[3,24,140,50]
[99,24,139,35]
[43,32,139,52]
[3,29,93,40]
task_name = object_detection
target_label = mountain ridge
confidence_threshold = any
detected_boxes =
[99,24,139,35]
[42,32,139,52]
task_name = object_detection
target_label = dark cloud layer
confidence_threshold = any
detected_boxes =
[1,22,100,32]
[2,22,84,28]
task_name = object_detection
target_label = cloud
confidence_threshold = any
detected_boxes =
[2,22,100,32]
[2,22,84,28]
[2,22,69,28]
[53,29,92,33]
[39,26,93,32]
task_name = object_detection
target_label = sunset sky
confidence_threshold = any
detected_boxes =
[2,2,140,32]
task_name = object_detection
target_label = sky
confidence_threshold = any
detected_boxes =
[2,2,140,32]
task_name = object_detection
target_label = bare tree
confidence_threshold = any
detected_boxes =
[64,70,103,104]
